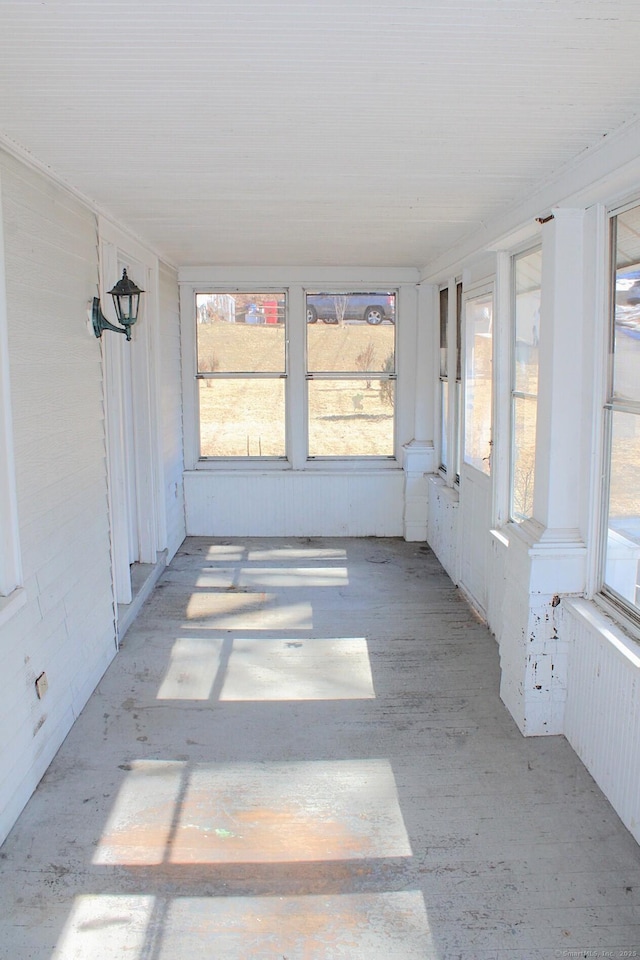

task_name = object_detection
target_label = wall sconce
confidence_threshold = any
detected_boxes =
[91,269,144,341]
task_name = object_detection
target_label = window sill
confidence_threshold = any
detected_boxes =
[191,459,400,473]
[0,586,27,629]
[427,474,460,504]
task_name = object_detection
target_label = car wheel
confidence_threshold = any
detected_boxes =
[364,306,385,324]
[307,305,318,323]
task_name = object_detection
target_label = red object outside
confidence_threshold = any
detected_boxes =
[264,299,278,324]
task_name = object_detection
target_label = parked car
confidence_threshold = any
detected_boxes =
[306,293,395,324]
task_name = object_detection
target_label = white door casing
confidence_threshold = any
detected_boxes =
[99,220,165,610]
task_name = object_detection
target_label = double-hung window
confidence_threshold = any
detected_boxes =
[195,292,287,458]
[602,205,640,619]
[439,286,449,472]
[306,291,397,458]
[439,281,462,480]
[454,281,463,482]
[464,289,493,475]
[510,247,542,521]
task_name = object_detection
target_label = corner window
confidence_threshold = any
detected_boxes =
[510,247,542,521]
[195,292,287,458]
[602,207,640,618]
[306,292,396,458]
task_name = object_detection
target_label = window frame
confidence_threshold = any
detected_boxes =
[192,289,289,462]
[599,205,640,629]
[509,244,542,523]
[437,279,462,485]
[180,274,411,472]
[462,283,494,477]
[304,288,398,461]
[438,285,449,474]
[454,279,463,484]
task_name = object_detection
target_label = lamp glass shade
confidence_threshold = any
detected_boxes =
[109,269,144,328]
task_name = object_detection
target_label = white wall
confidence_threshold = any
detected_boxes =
[563,600,640,845]
[0,149,115,844]
[422,121,640,843]
[0,149,185,846]
[179,268,423,538]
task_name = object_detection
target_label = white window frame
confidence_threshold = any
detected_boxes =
[462,283,494,477]
[438,284,449,474]
[186,286,290,464]
[305,288,398,462]
[598,201,640,631]
[180,270,414,472]
[436,278,462,485]
[0,175,26,625]
[509,244,542,523]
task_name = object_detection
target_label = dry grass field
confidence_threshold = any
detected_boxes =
[196,321,396,457]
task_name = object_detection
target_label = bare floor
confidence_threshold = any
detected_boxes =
[1,538,640,959]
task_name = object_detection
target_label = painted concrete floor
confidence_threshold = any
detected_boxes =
[1,537,640,960]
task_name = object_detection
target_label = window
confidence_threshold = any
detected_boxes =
[464,290,493,475]
[195,292,287,458]
[454,280,463,482]
[511,247,542,521]
[306,292,396,458]
[602,206,640,619]
[439,286,449,472]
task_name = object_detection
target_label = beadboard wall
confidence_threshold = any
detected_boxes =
[563,600,640,844]
[185,468,405,538]
[0,149,115,844]
[0,149,186,846]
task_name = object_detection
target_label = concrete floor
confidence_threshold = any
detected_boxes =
[1,537,640,960]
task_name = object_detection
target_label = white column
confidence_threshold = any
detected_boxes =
[499,208,592,736]
[533,208,585,539]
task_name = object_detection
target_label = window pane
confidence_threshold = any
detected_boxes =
[307,324,395,375]
[199,380,285,457]
[464,293,493,475]
[456,282,462,381]
[512,395,537,521]
[307,308,395,373]
[439,287,448,378]
[306,292,395,327]
[454,380,462,481]
[196,293,285,373]
[613,211,640,402]
[604,410,640,612]
[308,379,394,457]
[514,249,541,395]
[440,380,449,471]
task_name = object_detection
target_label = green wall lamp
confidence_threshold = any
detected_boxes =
[92,269,144,341]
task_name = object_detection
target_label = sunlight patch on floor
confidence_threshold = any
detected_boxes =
[93,760,410,866]
[53,892,436,960]
[191,566,350,589]
[184,592,313,629]
[156,637,375,701]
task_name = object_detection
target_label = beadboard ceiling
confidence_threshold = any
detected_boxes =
[1,1,640,269]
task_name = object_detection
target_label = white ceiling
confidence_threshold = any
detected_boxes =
[1,0,640,269]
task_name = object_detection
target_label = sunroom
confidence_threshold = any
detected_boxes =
[1,1,640,954]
